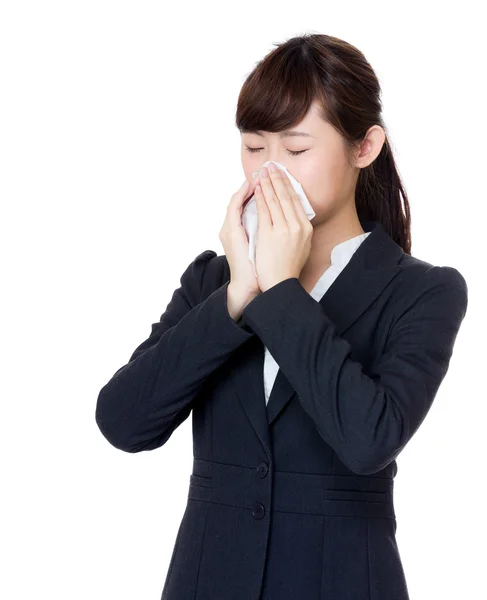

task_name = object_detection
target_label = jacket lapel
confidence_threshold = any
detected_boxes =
[230,336,272,459]
[230,219,405,457]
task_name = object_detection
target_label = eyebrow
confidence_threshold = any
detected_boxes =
[241,128,314,139]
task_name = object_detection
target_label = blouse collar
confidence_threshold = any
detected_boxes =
[330,231,372,270]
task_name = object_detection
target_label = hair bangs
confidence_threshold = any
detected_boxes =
[236,44,325,135]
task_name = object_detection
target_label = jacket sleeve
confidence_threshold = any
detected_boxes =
[95,249,254,453]
[240,265,468,475]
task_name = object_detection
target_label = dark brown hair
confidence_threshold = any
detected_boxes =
[235,33,412,255]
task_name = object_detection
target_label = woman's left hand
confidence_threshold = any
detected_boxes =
[254,164,314,292]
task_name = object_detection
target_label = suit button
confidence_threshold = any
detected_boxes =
[256,462,269,478]
[252,502,265,519]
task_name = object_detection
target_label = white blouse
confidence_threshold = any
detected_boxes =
[263,231,372,404]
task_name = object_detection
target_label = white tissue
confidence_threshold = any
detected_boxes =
[241,160,315,278]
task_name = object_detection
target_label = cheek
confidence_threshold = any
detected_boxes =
[308,151,349,189]
[300,161,348,213]
[298,159,337,197]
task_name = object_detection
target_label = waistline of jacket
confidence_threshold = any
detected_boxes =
[188,458,396,519]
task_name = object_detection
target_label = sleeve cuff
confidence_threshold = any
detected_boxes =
[209,280,256,338]
[241,277,314,333]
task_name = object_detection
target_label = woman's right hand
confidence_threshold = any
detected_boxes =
[219,174,262,297]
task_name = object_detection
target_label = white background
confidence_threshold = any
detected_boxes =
[1,1,485,599]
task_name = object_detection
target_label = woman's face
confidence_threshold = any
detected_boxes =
[240,100,361,224]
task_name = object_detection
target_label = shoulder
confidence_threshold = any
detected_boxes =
[390,253,468,323]
[397,253,467,293]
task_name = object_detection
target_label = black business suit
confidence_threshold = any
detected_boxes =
[95,219,468,599]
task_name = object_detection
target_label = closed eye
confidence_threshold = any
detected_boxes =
[245,147,308,156]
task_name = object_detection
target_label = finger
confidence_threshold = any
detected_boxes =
[228,180,251,228]
[248,174,262,199]
[239,176,261,206]
[267,166,300,225]
[254,184,271,227]
[259,167,285,226]
[231,179,250,204]
[279,170,310,227]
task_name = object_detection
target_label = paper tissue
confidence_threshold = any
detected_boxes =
[241,160,315,278]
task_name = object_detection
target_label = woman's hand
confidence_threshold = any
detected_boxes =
[219,175,262,298]
[254,164,313,292]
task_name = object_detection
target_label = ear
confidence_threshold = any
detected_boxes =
[355,125,386,169]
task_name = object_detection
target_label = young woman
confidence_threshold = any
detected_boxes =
[95,34,468,600]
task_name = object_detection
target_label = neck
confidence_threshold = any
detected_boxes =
[301,207,366,275]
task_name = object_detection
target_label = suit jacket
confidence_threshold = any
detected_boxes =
[95,219,468,600]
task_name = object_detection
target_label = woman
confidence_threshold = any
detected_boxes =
[95,34,468,599]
